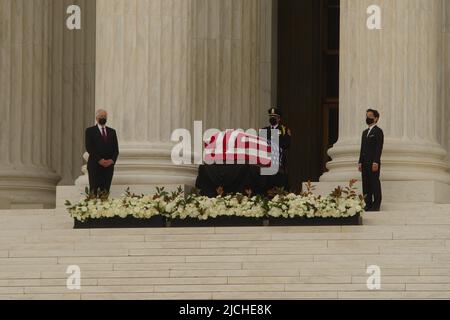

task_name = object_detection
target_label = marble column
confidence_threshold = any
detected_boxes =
[321,0,450,193]
[50,0,96,186]
[443,0,450,167]
[76,0,198,187]
[0,0,60,208]
[191,0,274,130]
[75,0,274,188]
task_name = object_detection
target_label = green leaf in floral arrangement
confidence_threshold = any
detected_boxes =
[156,187,169,199]
[64,200,72,207]
[156,186,165,194]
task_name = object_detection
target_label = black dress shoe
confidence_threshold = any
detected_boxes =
[364,206,373,212]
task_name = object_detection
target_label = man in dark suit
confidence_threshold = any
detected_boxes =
[85,109,119,197]
[358,109,384,212]
[263,107,292,191]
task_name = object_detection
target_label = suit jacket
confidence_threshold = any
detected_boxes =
[85,126,119,167]
[359,125,384,165]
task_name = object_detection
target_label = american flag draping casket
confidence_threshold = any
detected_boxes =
[203,130,280,168]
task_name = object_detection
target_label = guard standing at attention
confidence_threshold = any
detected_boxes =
[263,107,291,192]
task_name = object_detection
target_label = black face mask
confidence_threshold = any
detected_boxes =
[366,117,375,126]
[98,118,107,126]
[269,117,278,126]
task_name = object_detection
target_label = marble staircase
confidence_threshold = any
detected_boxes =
[1,205,450,300]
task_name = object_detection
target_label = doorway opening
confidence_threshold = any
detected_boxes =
[277,0,340,191]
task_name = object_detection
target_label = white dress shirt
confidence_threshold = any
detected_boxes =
[367,124,379,164]
[367,124,377,137]
[98,124,107,137]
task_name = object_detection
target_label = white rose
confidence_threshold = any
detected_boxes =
[166,202,175,213]
[347,207,357,216]
[119,210,128,218]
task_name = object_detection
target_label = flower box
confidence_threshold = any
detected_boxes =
[73,213,362,229]
[73,216,166,229]
[68,181,365,229]
[166,216,266,228]
[268,214,362,226]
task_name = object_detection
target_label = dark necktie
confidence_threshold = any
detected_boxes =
[102,127,107,142]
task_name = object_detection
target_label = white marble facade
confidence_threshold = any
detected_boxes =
[0,0,276,208]
[1,0,450,208]
[73,0,276,189]
[319,0,450,203]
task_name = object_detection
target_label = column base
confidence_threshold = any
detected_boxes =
[307,180,450,206]
[75,142,199,187]
[321,138,450,184]
[0,166,60,209]
[0,198,11,209]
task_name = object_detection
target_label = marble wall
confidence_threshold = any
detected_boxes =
[321,0,450,185]
[0,0,276,208]
[2,0,450,208]
[443,0,450,166]
[75,0,277,188]
[189,0,275,130]
[50,0,96,186]
[0,0,96,208]
[93,0,275,136]
[0,0,59,208]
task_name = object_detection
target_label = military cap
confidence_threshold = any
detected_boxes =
[268,107,282,117]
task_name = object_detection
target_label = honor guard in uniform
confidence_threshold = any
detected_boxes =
[263,107,291,191]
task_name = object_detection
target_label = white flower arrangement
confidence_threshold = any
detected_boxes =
[66,181,365,222]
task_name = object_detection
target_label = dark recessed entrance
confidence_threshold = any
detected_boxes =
[277,0,340,191]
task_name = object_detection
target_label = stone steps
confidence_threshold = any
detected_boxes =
[1,207,450,299]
